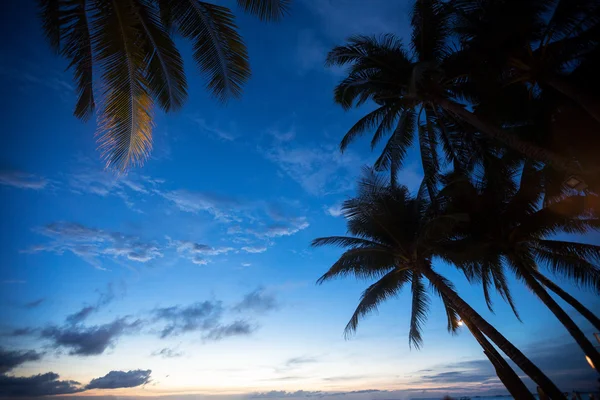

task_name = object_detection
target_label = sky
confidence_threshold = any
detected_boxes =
[0,0,599,399]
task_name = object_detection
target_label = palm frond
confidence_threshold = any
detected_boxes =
[311,236,388,249]
[92,0,153,171]
[170,0,250,101]
[418,119,439,201]
[428,272,461,333]
[316,248,396,284]
[134,0,187,111]
[533,247,600,292]
[409,272,429,349]
[236,0,290,21]
[542,0,600,43]
[340,104,393,151]
[411,0,451,61]
[61,0,95,121]
[344,268,412,337]
[374,109,416,172]
[38,0,62,51]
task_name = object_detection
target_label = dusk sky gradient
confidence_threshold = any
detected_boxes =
[1,0,599,398]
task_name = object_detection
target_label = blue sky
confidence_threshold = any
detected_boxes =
[0,0,599,398]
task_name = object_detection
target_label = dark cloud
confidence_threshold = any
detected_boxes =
[24,299,45,309]
[0,348,43,374]
[203,320,254,341]
[6,328,37,337]
[249,390,385,399]
[41,317,141,356]
[152,301,223,338]
[151,348,182,358]
[412,337,599,392]
[0,372,82,397]
[234,288,278,314]
[420,370,495,383]
[66,306,96,325]
[85,369,151,389]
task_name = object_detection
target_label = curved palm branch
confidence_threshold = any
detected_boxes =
[344,267,411,338]
[236,0,290,21]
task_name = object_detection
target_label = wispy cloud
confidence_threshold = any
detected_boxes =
[24,298,45,309]
[65,282,125,324]
[25,222,163,269]
[151,348,183,358]
[263,140,366,196]
[242,246,267,254]
[234,288,278,314]
[0,170,50,190]
[192,117,238,141]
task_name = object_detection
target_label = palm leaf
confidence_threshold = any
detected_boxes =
[316,248,396,284]
[340,104,393,151]
[411,0,450,61]
[92,0,153,171]
[409,272,430,349]
[374,109,416,172]
[170,0,250,101]
[533,247,600,292]
[38,0,62,51]
[312,236,388,249]
[428,272,461,333]
[344,268,411,337]
[60,0,95,121]
[236,0,290,21]
[134,0,187,111]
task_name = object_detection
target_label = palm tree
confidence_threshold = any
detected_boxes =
[437,157,600,372]
[38,0,290,171]
[312,169,563,398]
[325,0,580,181]
[450,0,600,124]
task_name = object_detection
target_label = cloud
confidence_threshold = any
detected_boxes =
[151,348,183,358]
[0,348,43,374]
[41,317,141,356]
[1,280,26,284]
[0,170,49,190]
[25,222,163,269]
[24,299,45,309]
[263,141,366,196]
[152,301,224,338]
[242,246,267,254]
[0,372,83,397]
[241,262,252,267]
[420,370,495,384]
[203,320,254,341]
[248,217,309,239]
[161,190,241,221]
[285,356,318,367]
[234,288,278,314]
[295,30,330,75]
[85,369,151,389]
[65,282,125,324]
[324,203,343,217]
[192,118,238,141]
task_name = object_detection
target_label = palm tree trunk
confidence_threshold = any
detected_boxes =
[420,267,565,399]
[532,270,600,332]
[463,319,534,399]
[521,270,600,372]
[545,76,600,126]
[434,97,583,175]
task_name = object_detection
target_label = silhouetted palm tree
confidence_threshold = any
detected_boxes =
[450,0,600,124]
[326,0,579,183]
[438,157,600,371]
[38,0,290,171]
[312,169,563,398]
